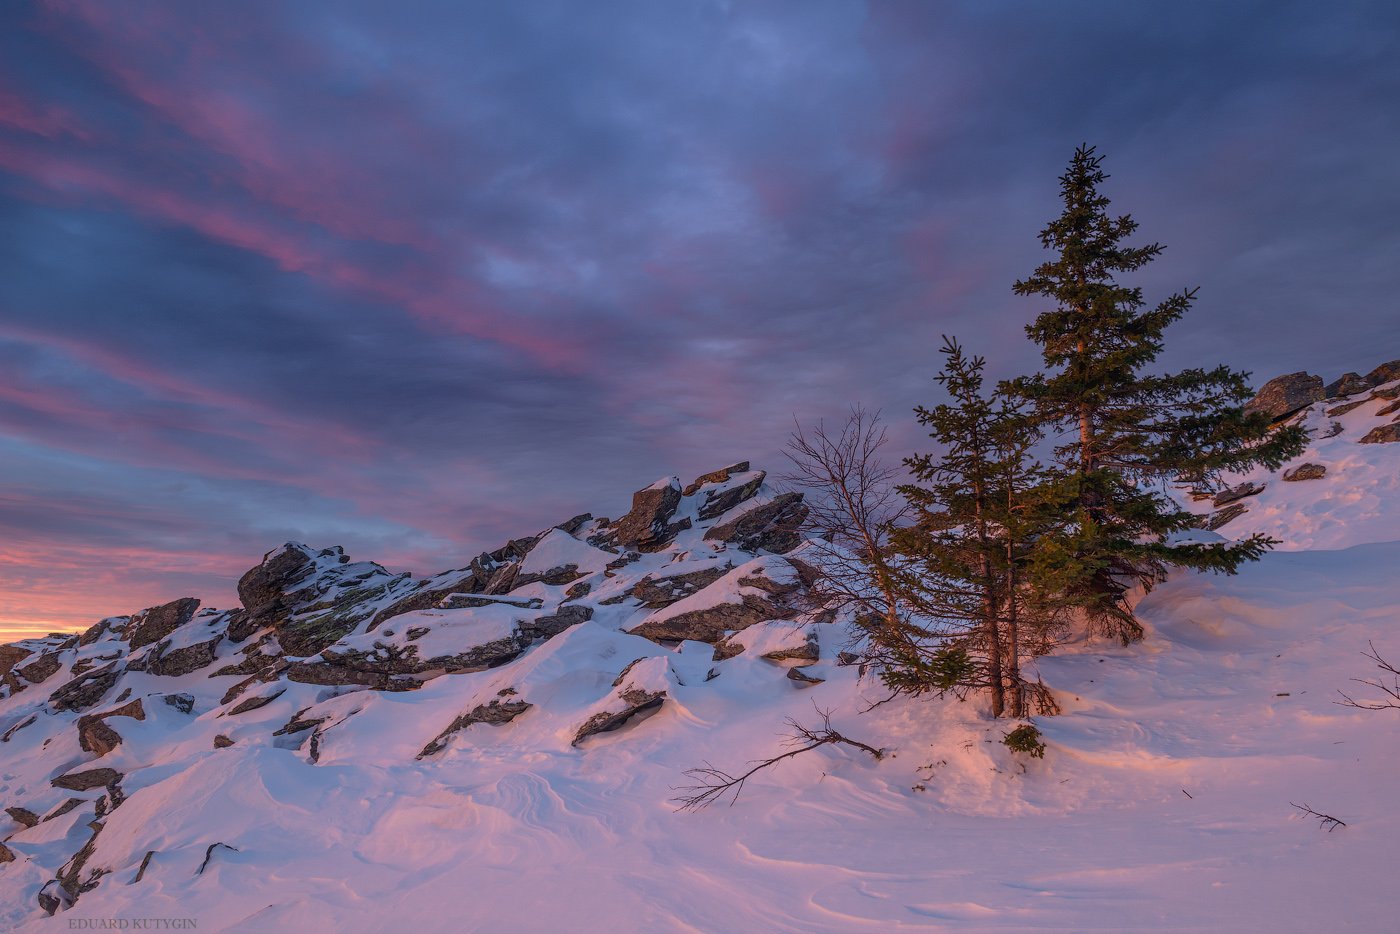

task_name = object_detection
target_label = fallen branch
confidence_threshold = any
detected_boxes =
[1336,642,1400,711]
[1292,802,1346,832]
[672,707,883,811]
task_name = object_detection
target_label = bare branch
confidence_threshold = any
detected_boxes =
[672,707,884,811]
[1291,802,1346,832]
[1334,641,1400,711]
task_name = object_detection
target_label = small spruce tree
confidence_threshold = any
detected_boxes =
[890,337,1068,717]
[1013,146,1307,643]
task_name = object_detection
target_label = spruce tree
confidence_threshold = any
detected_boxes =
[889,337,1069,717]
[1013,146,1307,643]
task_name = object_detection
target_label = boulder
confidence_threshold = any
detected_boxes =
[1213,481,1266,507]
[126,597,201,651]
[49,666,121,713]
[607,478,687,551]
[702,492,807,554]
[1362,359,1400,388]
[683,461,750,496]
[1282,463,1327,481]
[76,717,124,757]
[1377,399,1400,418]
[15,652,63,685]
[1325,372,1369,398]
[6,806,40,828]
[1359,423,1400,444]
[38,880,73,916]
[713,621,820,663]
[1244,372,1324,421]
[696,470,767,521]
[787,666,824,686]
[237,544,319,620]
[213,735,235,749]
[0,842,13,863]
[163,693,195,714]
[1326,399,1368,417]
[520,604,593,641]
[226,688,286,715]
[51,767,122,792]
[146,635,223,677]
[0,644,34,678]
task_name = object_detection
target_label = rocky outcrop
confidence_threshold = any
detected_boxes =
[696,470,767,521]
[125,598,201,651]
[1362,359,1400,388]
[1244,372,1324,421]
[75,699,147,757]
[1359,423,1400,444]
[1,644,33,679]
[49,666,121,713]
[703,492,807,554]
[1325,372,1369,398]
[628,557,801,644]
[145,635,223,677]
[15,652,63,686]
[1283,463,1327,481]
[629,566,730,609]
[605,478,688,552]
[6,806,40,828]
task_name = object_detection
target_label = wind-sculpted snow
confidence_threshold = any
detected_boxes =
[2,425,1399,930]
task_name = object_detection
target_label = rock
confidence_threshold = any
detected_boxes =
[146,635,223,677]
[2,714,37,742]
[714,623,820,664]
[1282,463,1327,481]
[702,492,807,554]
[126,597,201,651]
[520,604,593,641]
[369,567,490,628]
[787,667,824,686]
[0,842,13,863]
[1213,481,1266,507]
[1321,420,1345,438]
[237,544,318,621]
[49,666,121,713]
[52,767,122,792]
[0,644,34,678]
[607,478,686,551]
[1362,359,1400,388]
[15,652,63,685]
[628,557,801,644]
[1377,399,1400,418]
[44,798,84,821]
[418,696,533,757]
[1325,372,1369,398]
[572,696,664,745]
[1205,503,1249,530]
[38,880,73,916]
[1326,399,1368,417]
[683,461,750,496]
[213,734,235,748]
[226,688,286,715]
[78,617,125,647]
[696,470,767,521]
[6,806,40,828]
[1359,423,1400,444]
[629,566,730,609]
[435,593,541,610]
[76,717,124,757]
[1244,372,1324,421]
[163,693,195,714]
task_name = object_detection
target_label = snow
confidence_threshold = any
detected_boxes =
[516,527,613,577]
[3,436,1400,930]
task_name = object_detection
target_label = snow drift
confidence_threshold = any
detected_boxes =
[2,371,1399,931]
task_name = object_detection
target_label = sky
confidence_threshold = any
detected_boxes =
[1,0,1397,639]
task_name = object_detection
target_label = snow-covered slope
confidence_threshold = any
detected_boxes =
[2,378,1399,931]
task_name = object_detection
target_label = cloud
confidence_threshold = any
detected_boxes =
[0,0,1397,630]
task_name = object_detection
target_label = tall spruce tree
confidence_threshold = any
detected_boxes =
[1013,146,1307,643]
[890,337,1069,717]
